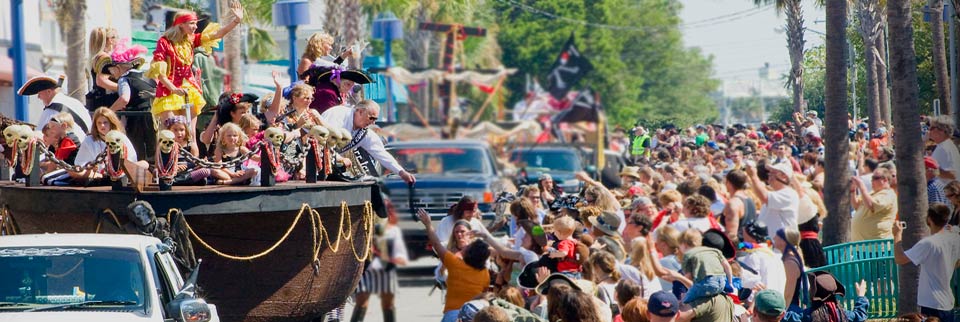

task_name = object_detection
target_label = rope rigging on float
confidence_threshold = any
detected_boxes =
[172,201,375,263]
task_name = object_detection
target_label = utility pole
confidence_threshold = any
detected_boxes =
[759,62,770,123]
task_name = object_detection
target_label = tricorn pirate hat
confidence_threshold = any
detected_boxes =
[18,75,64,96]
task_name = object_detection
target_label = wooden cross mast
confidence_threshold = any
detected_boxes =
[418,22,487,122]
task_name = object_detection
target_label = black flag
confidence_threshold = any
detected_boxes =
[553,89,601,124]
[546,34,593,100]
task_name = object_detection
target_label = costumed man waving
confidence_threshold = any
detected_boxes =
[18,75,92,143]
[147,1,244,129]
[319,100,416,185]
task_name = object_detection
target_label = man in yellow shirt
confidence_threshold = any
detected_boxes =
[416,209,491,322]
[850,168,898,241]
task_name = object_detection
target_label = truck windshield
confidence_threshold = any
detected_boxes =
[390,147,490,175]
[510,150,580,172]
[0,247,146,311]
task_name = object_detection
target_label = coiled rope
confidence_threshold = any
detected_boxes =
[174,201,374,262]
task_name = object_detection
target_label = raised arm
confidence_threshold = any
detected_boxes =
[475,229,524,261]
[417,209,448,258]
[745,164,769,204]
[209,1,243,40]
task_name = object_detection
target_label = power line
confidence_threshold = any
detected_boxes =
[496,0,670,32]
[680,4,773,27]
[682,6,774,29]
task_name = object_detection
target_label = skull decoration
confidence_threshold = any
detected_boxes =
[307,125,330,144]
[17,129,37,152]
[264,127,285,147]
[337,128,352,149]
[3,125,24,148]
[105,130,126,155]
[326,127,342,148]
[157,130,176,154]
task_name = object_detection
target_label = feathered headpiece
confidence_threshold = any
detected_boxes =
[110,40,147,68]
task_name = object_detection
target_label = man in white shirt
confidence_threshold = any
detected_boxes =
[927,115,960,180]
[894,203,960,322]
[746,161,800,237]
[17,75,90,143]
[319,100,415,185]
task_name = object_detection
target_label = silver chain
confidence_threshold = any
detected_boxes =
[38,143,108,173]
[177,142,264,169]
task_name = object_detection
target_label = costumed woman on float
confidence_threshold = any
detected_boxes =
[147,0,245,129]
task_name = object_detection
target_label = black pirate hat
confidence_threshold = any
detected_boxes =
[302,65,375,85]
[18,75,64,96]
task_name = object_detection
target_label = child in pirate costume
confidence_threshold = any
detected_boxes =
[108,41,158,161]
[86,27,119,111]
[147,1,244,128]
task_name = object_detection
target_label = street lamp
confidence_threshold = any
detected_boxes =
[273,0,310,82]
[372,11,403,122]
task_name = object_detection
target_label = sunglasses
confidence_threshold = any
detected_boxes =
[871,176,883,181]
[368,116,378,121]
[947,192,960,199]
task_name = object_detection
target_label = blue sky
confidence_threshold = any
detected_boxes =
[679,0,826,96]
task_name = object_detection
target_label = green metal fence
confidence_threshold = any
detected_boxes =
[817,257,900,318]
[821,238,960,319]
[822,239,895,264]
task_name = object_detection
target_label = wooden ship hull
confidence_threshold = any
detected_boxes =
[0,181,386,322]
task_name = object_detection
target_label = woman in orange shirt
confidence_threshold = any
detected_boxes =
[416,209,491,322]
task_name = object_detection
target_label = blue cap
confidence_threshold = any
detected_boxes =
[707,141,719,149]
[648,290,680,317]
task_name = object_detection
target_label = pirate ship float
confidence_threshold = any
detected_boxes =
[0,116,386,322]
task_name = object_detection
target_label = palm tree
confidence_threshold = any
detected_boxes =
[219,0,243,91]
[931,0,952,115]
[876,27,891,125]
[856,0,883,132]
[822,0,852,246]
[888,0,927,315]
[52,0,87,102]
[755,0,807,116]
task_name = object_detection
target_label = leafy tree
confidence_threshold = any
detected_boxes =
[492,0,719,128]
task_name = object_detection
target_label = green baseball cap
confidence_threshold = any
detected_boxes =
[754,289,786,316]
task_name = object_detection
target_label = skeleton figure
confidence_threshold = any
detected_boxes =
[307,125,330,144]
[157,130,176,154]
[16,129,38,152]
[264,127,284,147]
[3,125,25,148]
[105,130,126,155]
[336,128,352,150]
[326,127,342,149]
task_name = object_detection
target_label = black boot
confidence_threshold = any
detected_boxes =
[349,306,367,322]
[383,309,395,322]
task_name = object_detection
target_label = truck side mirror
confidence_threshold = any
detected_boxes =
[166,297,212,322]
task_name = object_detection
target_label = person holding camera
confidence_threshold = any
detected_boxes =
[894,203,960,322]
[850,168,898,241]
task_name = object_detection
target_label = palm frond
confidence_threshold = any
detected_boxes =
[246,26,278,61]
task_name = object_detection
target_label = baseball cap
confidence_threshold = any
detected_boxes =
[924,156,941,170]
[648,290,680,317]
[754,289,786,316]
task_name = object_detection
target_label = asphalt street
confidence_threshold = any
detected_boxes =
[342,257,445,322]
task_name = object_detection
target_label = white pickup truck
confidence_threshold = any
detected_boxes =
[0,233,219,322]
